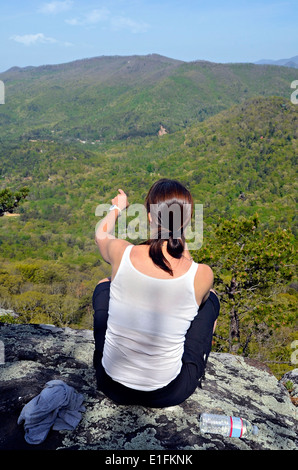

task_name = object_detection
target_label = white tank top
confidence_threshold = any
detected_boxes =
[102,245,199,391]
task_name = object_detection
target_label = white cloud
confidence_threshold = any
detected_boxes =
[10,33,58,46]
[10,33,73,47]
[65,8,150,34]
[84,8,110,24]
[39,1,73,14]
[110,16,150,34]
[65,8,110,26]
[65,6,149,34]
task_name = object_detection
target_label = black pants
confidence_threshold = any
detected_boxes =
[93,281,220,408]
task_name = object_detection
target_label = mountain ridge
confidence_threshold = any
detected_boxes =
[0,54,297,143]
[3,52,298,74]
[255,55,298,68]
[0,53,187,75]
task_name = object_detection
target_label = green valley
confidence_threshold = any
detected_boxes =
[0,55,297,377]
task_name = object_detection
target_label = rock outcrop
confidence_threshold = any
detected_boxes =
[0,323,297,451]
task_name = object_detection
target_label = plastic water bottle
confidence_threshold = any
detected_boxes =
[199,413,258,438]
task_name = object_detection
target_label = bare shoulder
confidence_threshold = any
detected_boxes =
[196,263,213,277]
[194,263,214,305]
[194,263,214,288]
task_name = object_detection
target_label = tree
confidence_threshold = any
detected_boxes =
[0,187,30,216]
[194,215,296,366]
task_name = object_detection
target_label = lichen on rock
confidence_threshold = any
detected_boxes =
[0,323,297,450]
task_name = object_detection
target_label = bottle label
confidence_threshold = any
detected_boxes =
[229,416,244,438]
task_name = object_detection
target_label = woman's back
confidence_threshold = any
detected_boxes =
[102,244,202,391]
[110,242,213,305]
[93,179,219,406]
[129,244,192,279]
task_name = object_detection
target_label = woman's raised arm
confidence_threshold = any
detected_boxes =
[95,189,129,264]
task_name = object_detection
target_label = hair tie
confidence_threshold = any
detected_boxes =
[169,229,182,239]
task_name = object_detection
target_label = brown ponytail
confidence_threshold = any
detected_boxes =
[143,179,193,276]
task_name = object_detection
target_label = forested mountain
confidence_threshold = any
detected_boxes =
[0,54,296,141]
[0,55,297,377]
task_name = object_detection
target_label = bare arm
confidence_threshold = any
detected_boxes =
[95,189,129,264]
[201,267,214,303]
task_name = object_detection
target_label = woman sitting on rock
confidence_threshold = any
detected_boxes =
[93,178,219,407]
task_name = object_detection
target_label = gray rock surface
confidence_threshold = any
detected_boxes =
[0,323,297,451]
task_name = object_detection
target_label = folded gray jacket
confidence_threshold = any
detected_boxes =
[18,379,85,445]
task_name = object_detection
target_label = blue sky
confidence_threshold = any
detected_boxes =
[0,0,297,72]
